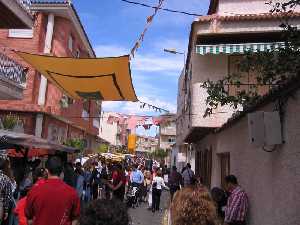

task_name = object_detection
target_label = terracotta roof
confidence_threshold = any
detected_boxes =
[30,1,95,57]
[31,0,69,4]
[197,12,300,23]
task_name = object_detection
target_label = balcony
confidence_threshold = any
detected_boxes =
[0,52,27,100]
[0,0,33,29]
[160,127,176,136]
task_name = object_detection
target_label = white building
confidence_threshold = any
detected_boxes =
[176,0,300,224]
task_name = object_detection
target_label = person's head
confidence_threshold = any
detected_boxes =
[75,162,82,170]
[33,167,47,183]
[172,166,177,172]
[0,157,13,179]
[80,199,130,225]
[46,156,63,177]
[186,163,191,169]
[225,175,238,191]
[156,170,162,177]
[211,187,226,203]
[171,187,217,225]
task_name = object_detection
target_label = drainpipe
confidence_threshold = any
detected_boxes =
[35,13,55,137]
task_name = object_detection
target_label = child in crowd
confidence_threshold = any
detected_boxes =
[14,188,30,225]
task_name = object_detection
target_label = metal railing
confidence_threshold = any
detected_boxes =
[0,52,27,85]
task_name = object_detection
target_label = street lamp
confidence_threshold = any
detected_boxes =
[163,48,186,67]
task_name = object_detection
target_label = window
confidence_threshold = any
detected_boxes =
[75,49,80,58]
[68,35,73,51]
[8,29,33,38]
[168,138,175,143]
[196,148,212,188]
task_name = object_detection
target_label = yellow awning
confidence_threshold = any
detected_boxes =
[17,52,138,101]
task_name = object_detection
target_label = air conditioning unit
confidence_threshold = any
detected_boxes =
[248,111,282,147]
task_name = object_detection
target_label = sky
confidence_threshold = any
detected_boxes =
[73,0,210,116]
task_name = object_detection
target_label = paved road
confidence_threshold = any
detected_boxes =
[129,190,170,225]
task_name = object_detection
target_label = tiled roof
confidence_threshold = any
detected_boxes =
[197,12,300,23]
[30,0,69,4]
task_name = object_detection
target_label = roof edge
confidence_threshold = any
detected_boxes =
[30,2,95,58]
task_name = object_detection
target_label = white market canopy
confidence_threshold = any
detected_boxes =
[196,42,285,55]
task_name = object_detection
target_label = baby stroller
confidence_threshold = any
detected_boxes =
[126,185,139,208]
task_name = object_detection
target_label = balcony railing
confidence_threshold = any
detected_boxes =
[0,52,27,85]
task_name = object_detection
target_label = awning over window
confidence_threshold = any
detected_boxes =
[196,42,284,55]
[16,52,138,101]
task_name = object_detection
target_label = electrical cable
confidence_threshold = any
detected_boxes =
[120,0,203,17]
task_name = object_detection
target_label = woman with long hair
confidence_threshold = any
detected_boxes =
[168,186,218,225]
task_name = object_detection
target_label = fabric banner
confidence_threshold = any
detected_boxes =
[16,51,138,101]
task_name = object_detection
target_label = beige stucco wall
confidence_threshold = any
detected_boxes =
[195,89,300,225]
[99,112,118,145]
[217,0,300,15]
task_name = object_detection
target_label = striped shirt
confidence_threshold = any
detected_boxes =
[225,186,248,223]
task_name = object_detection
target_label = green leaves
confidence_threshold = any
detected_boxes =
[64,138,85,152]
[0,113,22,130]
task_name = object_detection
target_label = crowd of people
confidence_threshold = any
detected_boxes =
[0,154,249,225]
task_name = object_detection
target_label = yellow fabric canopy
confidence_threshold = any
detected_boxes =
[17,52,138,101]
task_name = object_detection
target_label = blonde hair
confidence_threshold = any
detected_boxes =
[171,186,217,225]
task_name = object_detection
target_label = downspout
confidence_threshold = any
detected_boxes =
[35,13,55,137]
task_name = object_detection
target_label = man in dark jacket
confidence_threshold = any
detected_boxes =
[168,166,183,200]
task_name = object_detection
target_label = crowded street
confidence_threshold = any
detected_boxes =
[1,0,300,225]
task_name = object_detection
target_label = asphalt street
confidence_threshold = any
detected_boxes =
[129,190,170,225]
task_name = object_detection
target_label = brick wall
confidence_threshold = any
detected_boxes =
[0,13,99,137]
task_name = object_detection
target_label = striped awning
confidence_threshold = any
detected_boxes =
[196,42,284,55]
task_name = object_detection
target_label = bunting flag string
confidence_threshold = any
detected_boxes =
[130,0,165,58]
[139,101,170,113]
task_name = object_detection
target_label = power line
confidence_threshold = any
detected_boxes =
[120,0,203,17]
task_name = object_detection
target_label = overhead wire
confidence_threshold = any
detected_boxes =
[120,0,203,17]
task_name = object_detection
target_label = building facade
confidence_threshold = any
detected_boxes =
[0,1,101,153]
[176,0,300,224]
[159,114,176,166]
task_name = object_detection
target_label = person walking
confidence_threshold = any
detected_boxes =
[109,164,126,202]
[130,164,144,202]
[151,170,168,213]
[168,166,183,201]
[224,175,248,225]
[25,156,80,225]
[0,158,13,225]
[90,162,101,200]
[182,163,196,187]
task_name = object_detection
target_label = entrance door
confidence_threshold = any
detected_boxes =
[220,153,230,189]
[195,148,212,188]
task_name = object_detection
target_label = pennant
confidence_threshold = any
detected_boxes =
[130,0,165,57]
[143,124,152,130]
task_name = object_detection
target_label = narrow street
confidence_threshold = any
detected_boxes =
[129,191,170,225]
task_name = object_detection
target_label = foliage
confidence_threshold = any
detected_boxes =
[202,1,300,117]
[151,148,168,160]
[64,138,85,152]
[96,144,109,153]
[0,113,22,130]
